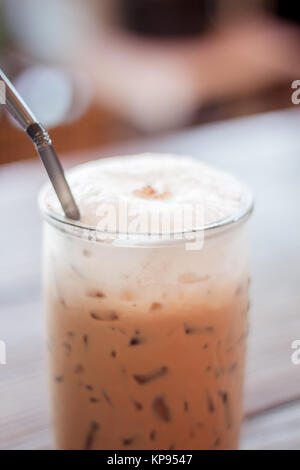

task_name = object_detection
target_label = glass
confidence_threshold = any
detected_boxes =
[40,184,253,450]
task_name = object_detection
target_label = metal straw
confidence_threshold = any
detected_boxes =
[0,69,81,220]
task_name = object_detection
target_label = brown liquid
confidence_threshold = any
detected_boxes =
[46,285,248,450]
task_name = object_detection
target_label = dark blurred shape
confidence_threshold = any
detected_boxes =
[275,1,300,25]
[118,0,214,37]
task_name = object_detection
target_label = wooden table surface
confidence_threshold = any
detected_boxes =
[1,108,300,450]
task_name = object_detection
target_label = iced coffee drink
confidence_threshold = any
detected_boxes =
[39,154,252,450]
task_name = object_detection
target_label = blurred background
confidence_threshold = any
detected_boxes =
[1,0,300,164]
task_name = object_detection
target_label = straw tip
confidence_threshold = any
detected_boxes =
[65,206,81,221]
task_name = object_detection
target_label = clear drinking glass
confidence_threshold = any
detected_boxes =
[40,185,252,450]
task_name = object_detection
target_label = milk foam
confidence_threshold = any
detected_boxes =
[44,154,244,230]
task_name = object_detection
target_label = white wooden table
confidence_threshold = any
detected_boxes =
[1,109,300,450]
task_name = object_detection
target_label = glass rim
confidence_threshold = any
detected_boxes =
[38,182,254,241]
